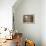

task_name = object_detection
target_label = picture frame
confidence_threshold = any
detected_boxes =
[23,15,34,23]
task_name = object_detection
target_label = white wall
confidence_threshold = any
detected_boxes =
[13,0,41,46]
[0,0,46,46]
[13,0,46,46]
[0,0,16,29]
[41,0,46,46]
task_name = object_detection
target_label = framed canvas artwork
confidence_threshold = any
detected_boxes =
[23,15,34,23]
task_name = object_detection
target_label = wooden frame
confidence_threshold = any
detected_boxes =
[23,15,34,23]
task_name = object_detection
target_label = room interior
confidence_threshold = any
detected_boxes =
[0,0,46,46]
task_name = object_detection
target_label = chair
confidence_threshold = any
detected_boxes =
[13,33,23,46]
[25,40,35,46]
